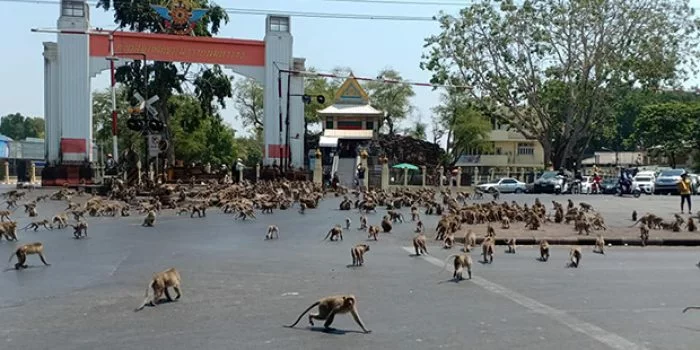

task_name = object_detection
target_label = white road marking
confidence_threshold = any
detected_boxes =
[402,247,648,350]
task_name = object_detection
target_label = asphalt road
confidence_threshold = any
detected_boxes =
[0,191,699,350]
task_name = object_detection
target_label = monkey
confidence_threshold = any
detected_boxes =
[463,229,476,252]
[443,232,455,249]
[639,224,650,247]
[350,244,370,266]
[574,217,591,235]
[505,237,517,254]
[345,217,352,230]
[142,210,157,227]
[265,225,280,240]
[554,207,564,223]
[482,236,495,263]
[0,210,12,222]
[501,216,510,229]
[6,199,17,210]
[52,213,68,229]
[190,204,207,218]
[367,225,380,241]
[22,219,52,232]
[358,215,367,230]
[413,232,428,256]
[632,210,637,222]
[688,217,697,232]
[569,246,582,268]
[8,242,50,270]
[411,206,420,222]
[284,295,371,333]
[594,234,605,254]
[381,215,392,233]
[387,210,404,223]
[539,240,550,261]
[442,254,473,281]
[298,202,307,214]
[177,206,191,216]
[324,225,343,241]
[579,202,593,212]
[486,222,496,237]
[567,199,574,210]
[134,267,182,312]
[27,206,38,218]
[236,209,256,220]
[415,220,424,233]
[0,221,18,241]
[71,220,88,239]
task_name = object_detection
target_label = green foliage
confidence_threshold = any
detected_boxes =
[407,122,427,140]
[234,128,264,167]
[168,95,236,165]
[92,87,143,156]
[365,69,415,134]
[232,78,264,129]
[0,113,45,141]
[630,102,698,167]
[303,67,334,131]
[421,0,700,168]
[432,89,491,162]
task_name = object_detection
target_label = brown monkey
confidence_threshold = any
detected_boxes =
[381,215,392,233]
[52,213,68,229]
[574,218,591,235]
[463,229,476,252]
[265,225,279,240]
[0,221,18,241]
[411,207,420,222]
[284,295,371,333]
[539,240,550,261]
[345,217,352,230]
[486,223,496,237]
[28,206,38,218]
[71,220,88,239]
[688,218,697,232]
[190,204,207,218]
[358,215,367,230]
[236,209,256,220]
[632,210,637,222]
[350,244,370,266]
[298,202,307,214]
[501,216,510,229]
[482,236,495,263]
[640,223,650,247]
[260,202,275,214]
[413,232,428,256]
[324,225,343,241]
[134,267,182,311]
[21,219,52,232]
[569,246,582,268]
[415,220,424,233]
[142,210,156,227]
[579,202,593,212]
[594,234,605,254]
[0,210,12,222]
[505,237,517,254]
[8,242,50,270]
[443,232,454,249]
[121,206,131,217]
[442,254,473,281]
[367,225,380,241]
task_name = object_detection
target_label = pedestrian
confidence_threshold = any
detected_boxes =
[679,172,692,214]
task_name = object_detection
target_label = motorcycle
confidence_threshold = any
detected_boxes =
[554,176,580,195]
[616,178,641,198]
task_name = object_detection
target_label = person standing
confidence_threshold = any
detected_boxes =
[679,172,692,214]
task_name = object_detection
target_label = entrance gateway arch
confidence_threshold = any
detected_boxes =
[40,0,305,182]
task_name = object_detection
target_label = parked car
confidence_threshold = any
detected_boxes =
[476,177,527,193]
[654,168,686,195]
[632,174,655,195]
[600,177,618,194]
[532,171,564,194]
[580,176,595,194]
[690,174,700,194]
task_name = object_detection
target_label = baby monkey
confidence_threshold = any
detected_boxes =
[569,246,582,268]
[265,225,280,240]
[142,210,156,227]
[284,294,371,333]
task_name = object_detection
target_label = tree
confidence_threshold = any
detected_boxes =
[234,130,264,167]
[430,117,445,145]
[92,87,143,158]
[432,90,491,163]
[365,69,415,135]
[232,78,264,130]
[96,0,232,164]
[629,102,697,167]
[422,0,700,168]
[0,113,46,140]
[407,121,427,140]
[303,68,333,134]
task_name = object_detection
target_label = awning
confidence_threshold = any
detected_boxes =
[319,136,339,148]
[323,129,374,139]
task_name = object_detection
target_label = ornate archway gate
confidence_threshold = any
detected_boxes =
[36,0,304,185]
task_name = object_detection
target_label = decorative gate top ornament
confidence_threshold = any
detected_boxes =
[150,0,207,36]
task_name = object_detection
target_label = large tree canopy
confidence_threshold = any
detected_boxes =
[0,113,45,141]
[630,102,698,167]
[365,69,415,135]
[96,0,232,163]
[432,89,492,163]
[421,0,700,168]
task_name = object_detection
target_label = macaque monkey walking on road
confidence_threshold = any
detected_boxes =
[284,295,372,333]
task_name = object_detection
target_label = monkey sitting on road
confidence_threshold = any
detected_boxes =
[688,217,697,232]
[539,240,550,261]
[415,220,424,233]
[413,232,428,256]
[442,254,473,281]
[381,215,393,233]
[505,237,517,254]
[501,217,510,229]
[71,220,88,239]
[28,206,38,218]
[134,267,182,312]
[486,223,496,237]
[358,215,367,230]
[568,246,582,268]
[593,234,605,254]
[142,210,157,227]
[350,244,370,266]
[367,225,379,241]
[22,219,52,232]
[8,242,51,270]
[324,225,343,241]
[443,232,454,249]
[265,225,279,240]
[284,295,372,333]
[411,207,420,222]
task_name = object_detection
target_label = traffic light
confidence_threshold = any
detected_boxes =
[147,118,165,133]
[301,95,325,104]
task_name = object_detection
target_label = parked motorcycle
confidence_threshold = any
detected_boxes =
[616,178,641,198]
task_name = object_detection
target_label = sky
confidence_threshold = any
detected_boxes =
[0,0,466,139]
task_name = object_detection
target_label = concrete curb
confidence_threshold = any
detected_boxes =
[455,237,700,247]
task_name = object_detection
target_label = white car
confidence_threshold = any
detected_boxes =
[633,174,655,194]
[580,176,594,194]
[476,177,527,194]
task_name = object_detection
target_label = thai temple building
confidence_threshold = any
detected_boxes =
[316,74,383,186]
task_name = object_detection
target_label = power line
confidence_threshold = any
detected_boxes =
[280,67,471,90]
[324,0,465,6]
[1,0,439,21]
